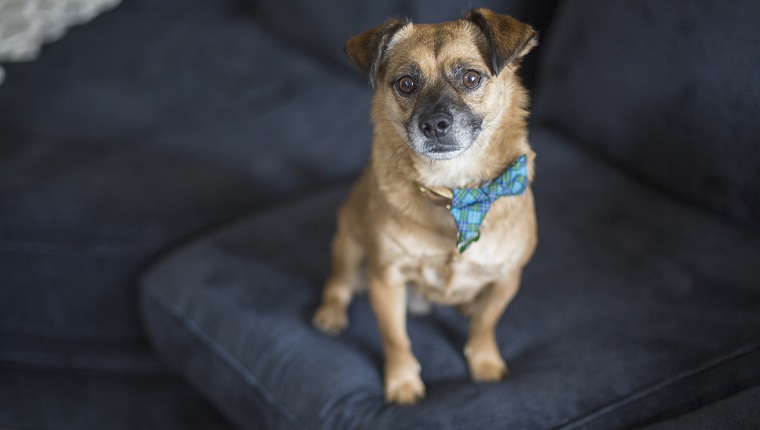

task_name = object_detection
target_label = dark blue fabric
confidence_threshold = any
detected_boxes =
[533,0,760,229]
[0,0,377,427]
[4,0,760,427]
[641,385,760,430]
[140,129,760,429]
[0,0,372,365]
[0,363,233,430]
[0,145,262,346]
[245,0,558,90]
[0,0,560,426]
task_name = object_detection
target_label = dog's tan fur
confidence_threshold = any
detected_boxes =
[313,9,538,405]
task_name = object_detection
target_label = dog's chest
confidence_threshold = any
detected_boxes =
[400,249,503,305]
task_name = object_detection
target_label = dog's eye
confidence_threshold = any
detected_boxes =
[462,71,482,89]
[396,76,417,94]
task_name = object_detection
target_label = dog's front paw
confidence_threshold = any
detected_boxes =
[386,371,425,405]
[312,304,348,335]
[385,356,425,405]
[468,354,509,382]
[465,337,509,382]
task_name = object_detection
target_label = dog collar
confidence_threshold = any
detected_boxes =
[418,154,529,253]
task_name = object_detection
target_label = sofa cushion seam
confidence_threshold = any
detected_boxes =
[557,340,760,429]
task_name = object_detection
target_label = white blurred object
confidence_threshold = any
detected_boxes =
[0,0,121,83]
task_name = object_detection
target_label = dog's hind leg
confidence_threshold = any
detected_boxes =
[312,225,365,335]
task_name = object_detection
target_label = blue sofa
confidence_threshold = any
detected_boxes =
[2,0,759,429]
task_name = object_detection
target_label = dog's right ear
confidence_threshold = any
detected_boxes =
[345,19,407,91]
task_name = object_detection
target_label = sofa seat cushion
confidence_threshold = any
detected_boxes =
[140,128,760,429]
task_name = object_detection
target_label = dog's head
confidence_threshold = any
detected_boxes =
[346,9,536,160]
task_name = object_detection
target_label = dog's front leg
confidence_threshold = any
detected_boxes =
[369,269,425,404]
[464,270,522,382]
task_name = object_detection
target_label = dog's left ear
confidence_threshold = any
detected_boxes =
[464,8,537,76]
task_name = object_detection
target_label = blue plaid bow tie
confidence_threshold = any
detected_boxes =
[450,154,529,252]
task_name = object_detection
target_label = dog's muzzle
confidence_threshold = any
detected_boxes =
[418,111,453,139]
[409,108,481,160]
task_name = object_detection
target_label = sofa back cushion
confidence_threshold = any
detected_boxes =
[533,0,760,229]
[246,0,558,88]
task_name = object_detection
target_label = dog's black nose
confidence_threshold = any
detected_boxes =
[419,112,453,138]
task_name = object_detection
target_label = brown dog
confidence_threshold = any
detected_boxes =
[313,9,538,405]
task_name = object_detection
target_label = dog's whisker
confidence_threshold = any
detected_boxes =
[397,146,411,170]
[387,141,409,174]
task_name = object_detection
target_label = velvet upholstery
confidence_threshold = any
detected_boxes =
[140,129,760,429]
[246,0,558,90]
[0,0,558,428]
[0,0,369,376]
[3,0,759,427]
[533,0,760,229]
[0,363,232,430]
